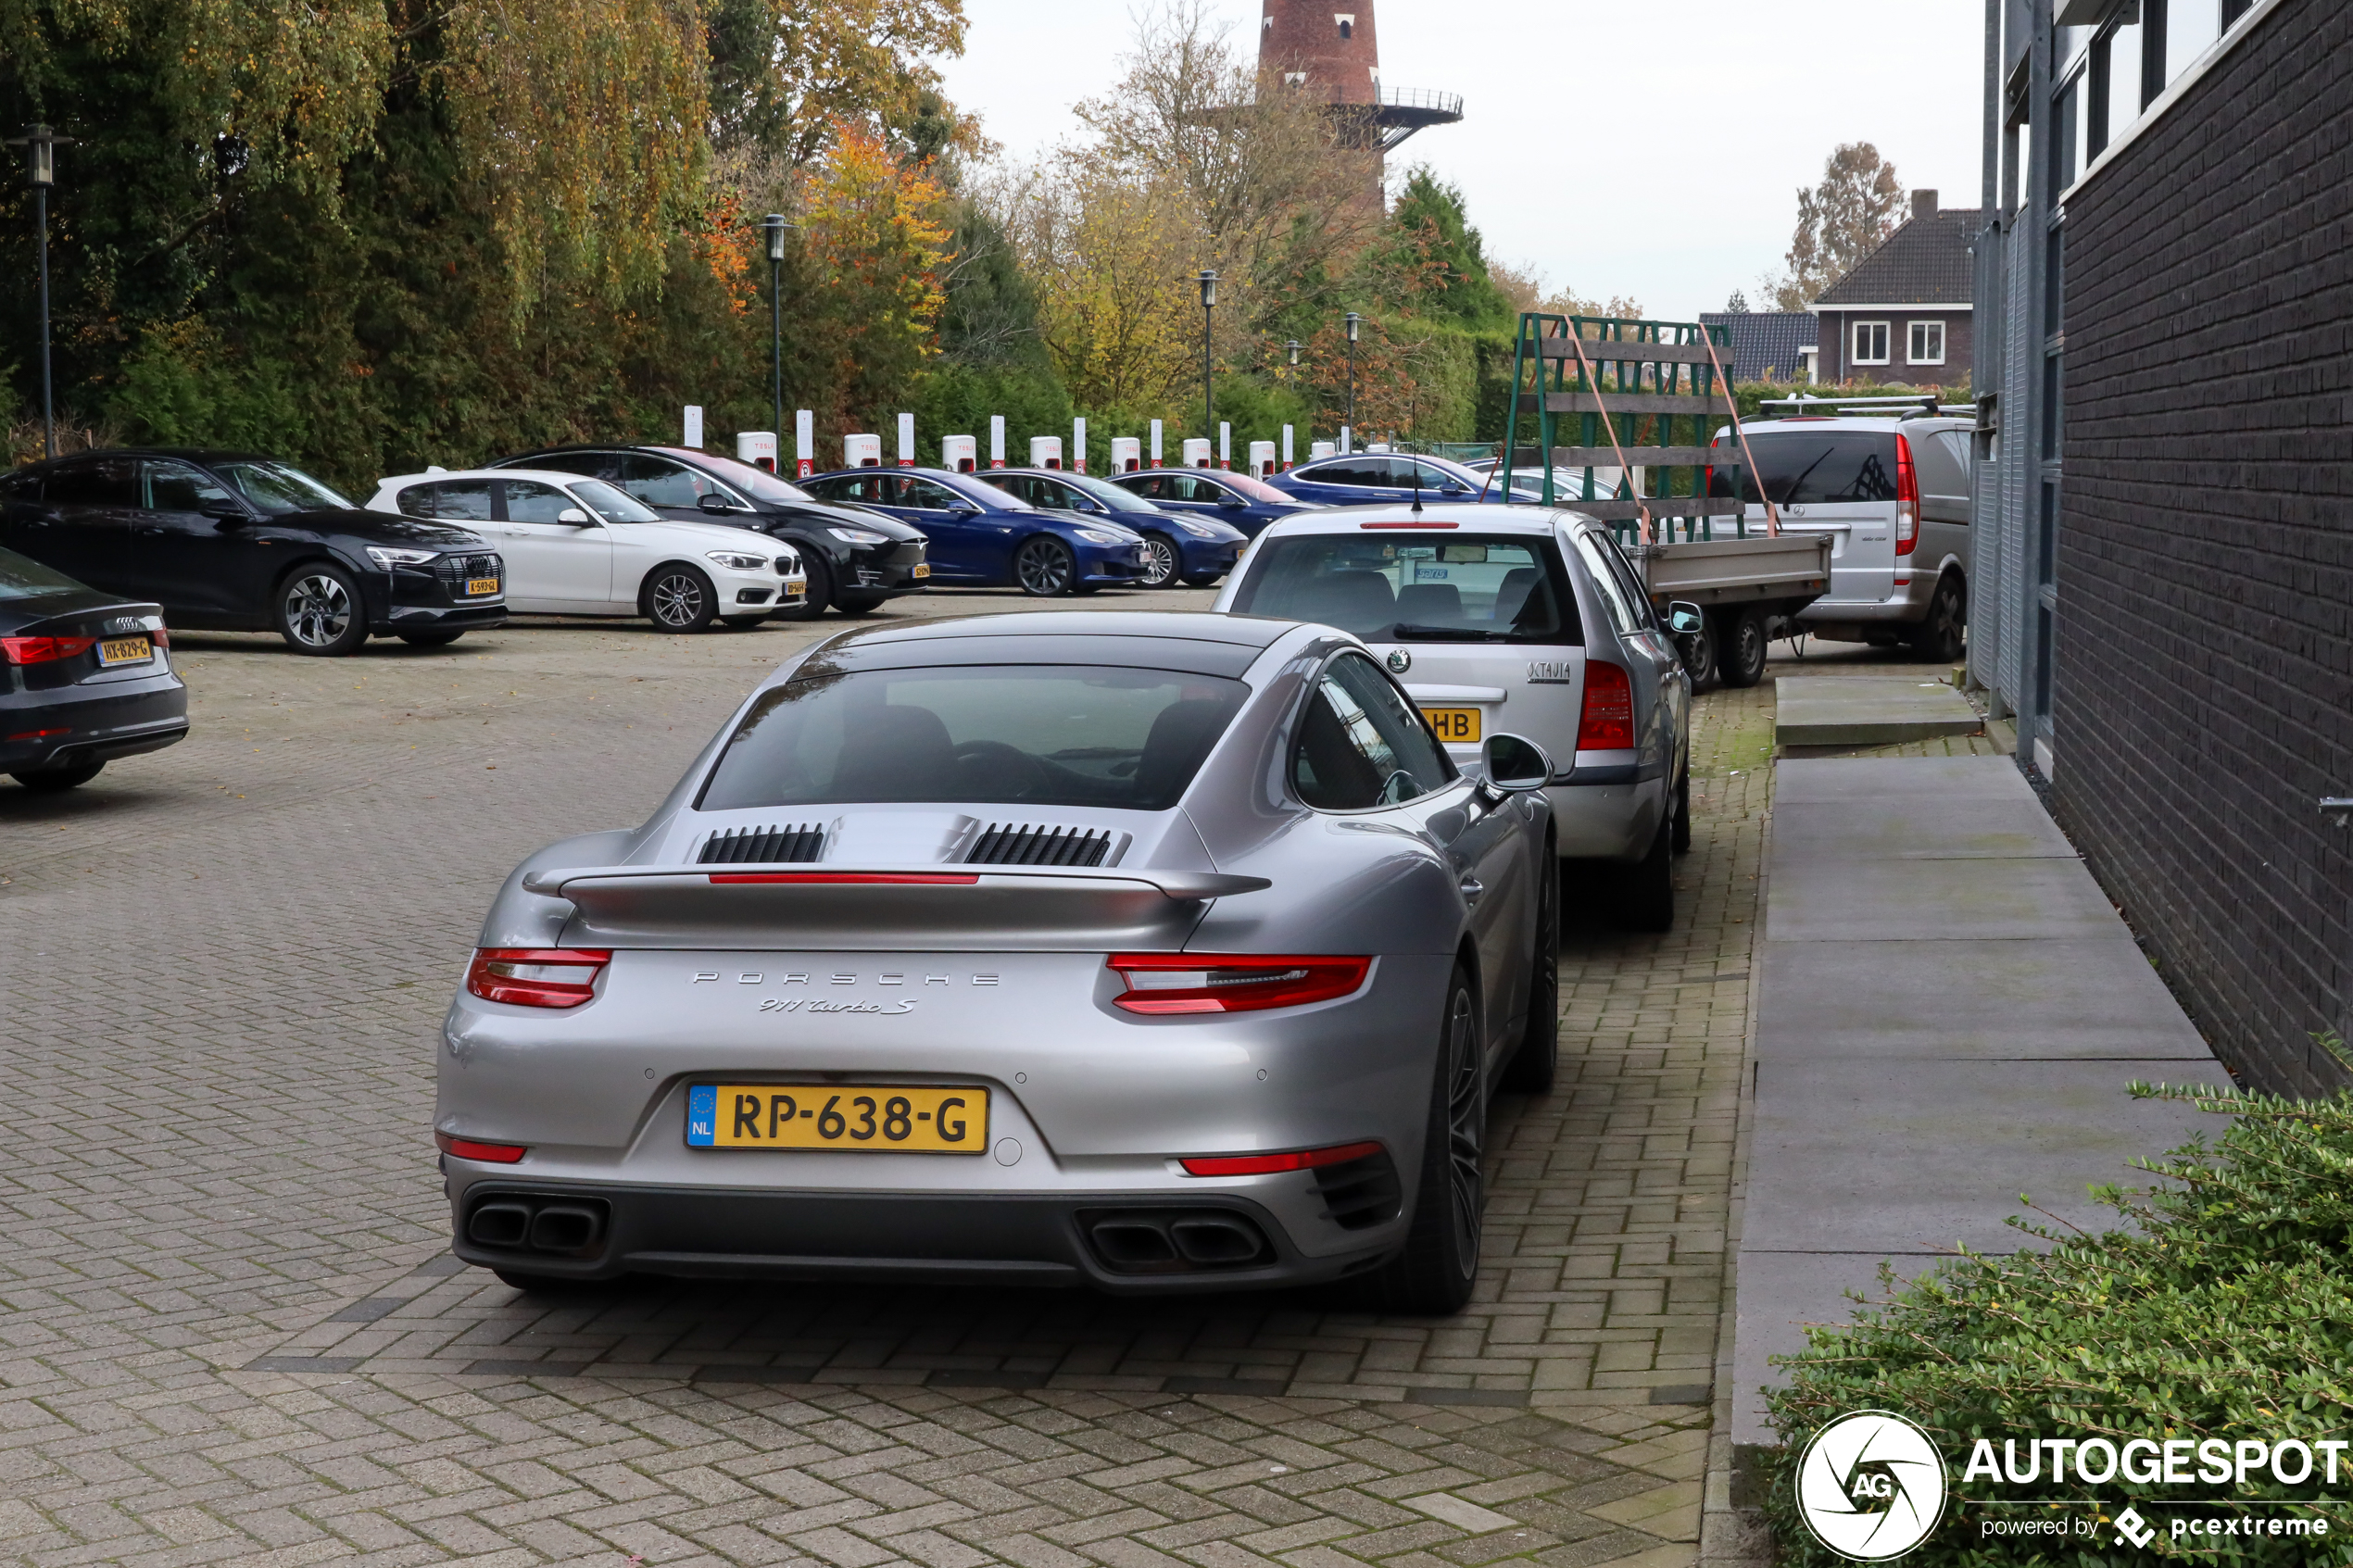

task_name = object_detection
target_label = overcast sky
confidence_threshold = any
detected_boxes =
[936,0,1986,322]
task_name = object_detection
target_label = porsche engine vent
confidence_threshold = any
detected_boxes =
[698,823,826,864]
[966,824,1112,867]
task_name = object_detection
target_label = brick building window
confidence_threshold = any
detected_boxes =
[1336,14,1354,38]
[1907,320,1945,366]
[1853,321,1891,365]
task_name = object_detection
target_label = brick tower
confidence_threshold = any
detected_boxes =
[1257,1,1461,207]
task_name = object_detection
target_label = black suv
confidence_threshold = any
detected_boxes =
[0,450,508,656]
[490,445,929,616]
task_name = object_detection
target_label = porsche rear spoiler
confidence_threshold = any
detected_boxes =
[520,864,1271,951]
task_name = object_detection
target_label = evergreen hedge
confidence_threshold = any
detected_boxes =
[1762,1071,2353,1564]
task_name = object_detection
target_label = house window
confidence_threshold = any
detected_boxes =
[1907,320,1946,366]
[1853,321,1890,365]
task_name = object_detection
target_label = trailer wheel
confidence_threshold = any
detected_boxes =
[1718,607,1768,688]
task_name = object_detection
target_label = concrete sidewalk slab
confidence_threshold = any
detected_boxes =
[1769,798,2080,860]
[1768,855,2120,941]
[1732,1252,1941,1446]
[1756,938,2217,1060]
[1775,676,1983,747]
[1743,1056,2233,1255]
[1775,754,2035,804]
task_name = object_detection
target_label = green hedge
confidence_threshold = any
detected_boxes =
[1761,1069,2353,1565]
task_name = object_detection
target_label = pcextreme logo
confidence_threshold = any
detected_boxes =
[1796,1411,1947,1561]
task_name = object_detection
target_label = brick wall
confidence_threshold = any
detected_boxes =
[2056,0,2353,1096]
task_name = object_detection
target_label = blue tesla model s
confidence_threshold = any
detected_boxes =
[801,468,1151,596]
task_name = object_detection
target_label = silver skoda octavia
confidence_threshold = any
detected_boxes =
[438,611,1558,1313]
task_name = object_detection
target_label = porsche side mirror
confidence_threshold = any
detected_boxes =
[1480,733,1553,792]
[1665,600,1705,634]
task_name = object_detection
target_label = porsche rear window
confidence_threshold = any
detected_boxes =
[698,665,1251,812]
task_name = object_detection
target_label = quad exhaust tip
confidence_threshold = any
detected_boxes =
[1082,1210,1270,1273]
[465,1195,610,1257]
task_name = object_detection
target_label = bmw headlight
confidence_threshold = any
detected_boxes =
[365,546,438,570]
[1176,521,1224,539]
[826,525,889,546]
[706,551,770,571]
[1074,529,1126,546]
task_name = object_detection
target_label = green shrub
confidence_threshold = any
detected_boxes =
[1763,1072,2353,1563]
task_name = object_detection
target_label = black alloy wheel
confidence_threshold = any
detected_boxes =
[1138,533,1180,589]
[642,564,718,633]
[1013,535,1077,597]
[276,562,369,657]
[1500,854,1560,1093]
[1717,606,1768,689]
[10,760,104,793]
[1909,574,1967,663]
[1372,966,1485,1314]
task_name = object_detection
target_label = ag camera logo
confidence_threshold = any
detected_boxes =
[1796,1411,1948,1561]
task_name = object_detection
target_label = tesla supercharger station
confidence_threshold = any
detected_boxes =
[684,405,703,448]
[1111,437,1140,472]
[795,409,814,478]
[941,434,976,472]
[1073,418,1088,474]
[1182,437,1211,468]
[1339,425,1353,454]
[844,433,882,468]
[1311,440,1336,460]
[1281,424,1295,470]
[1029,436,1063,469]
[897,412,915,468]
[989,416,1005,469]
[1249,440,1275,477]
[736,431,778,471]
[1149,420,1164,469]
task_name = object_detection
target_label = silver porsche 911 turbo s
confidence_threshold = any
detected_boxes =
[437,611,1560,1313]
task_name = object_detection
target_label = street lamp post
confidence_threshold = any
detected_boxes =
[8,125,73,461]
[762,214,791,451]
[1287,338,1302,369]
[1198,270,1218,448]
[1342,312,1361,446]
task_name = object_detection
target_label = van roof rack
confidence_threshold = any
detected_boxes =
[1758,395,1977,418]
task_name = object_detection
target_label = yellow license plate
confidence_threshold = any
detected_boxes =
[686,1084,987,1153]
[1421,707,1481,743]
[911,562,931,579]
[97,635,153,666]
[466,577,501,596]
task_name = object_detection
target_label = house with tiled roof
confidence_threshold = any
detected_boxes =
[1813,190,1978,384]
[1696,310,1818,383]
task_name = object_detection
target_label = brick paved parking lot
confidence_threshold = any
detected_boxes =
[0,589,1773,1567]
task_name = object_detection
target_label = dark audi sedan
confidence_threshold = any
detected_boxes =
[491,446,930,618]
[1,546,186,792]
[0,450,508,656]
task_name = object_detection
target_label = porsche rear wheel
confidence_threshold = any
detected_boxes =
[1372,966,1484,1314]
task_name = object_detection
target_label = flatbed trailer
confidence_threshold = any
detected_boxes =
[1497,312,1829,686]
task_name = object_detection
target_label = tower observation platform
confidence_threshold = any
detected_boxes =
[1259,1,1462,154]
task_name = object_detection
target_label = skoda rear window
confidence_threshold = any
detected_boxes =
[1229,533,1580,644]
[1709,432,1897,505]
[698,665,1250,812]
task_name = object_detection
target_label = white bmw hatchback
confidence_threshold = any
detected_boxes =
[369,467,805,632]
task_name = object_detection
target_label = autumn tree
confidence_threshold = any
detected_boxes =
[1764,142,1906,309]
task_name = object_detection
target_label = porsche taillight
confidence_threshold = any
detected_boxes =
[466,947,611,1008]
[1577,661,1636,750]
[1106,954,1372,1014]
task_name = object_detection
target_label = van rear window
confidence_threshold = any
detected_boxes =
[1710,433,1897,505]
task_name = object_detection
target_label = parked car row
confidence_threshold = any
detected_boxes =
[0,444,1344,667]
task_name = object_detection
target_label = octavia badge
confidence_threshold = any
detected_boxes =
[1387,648,1411,674]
